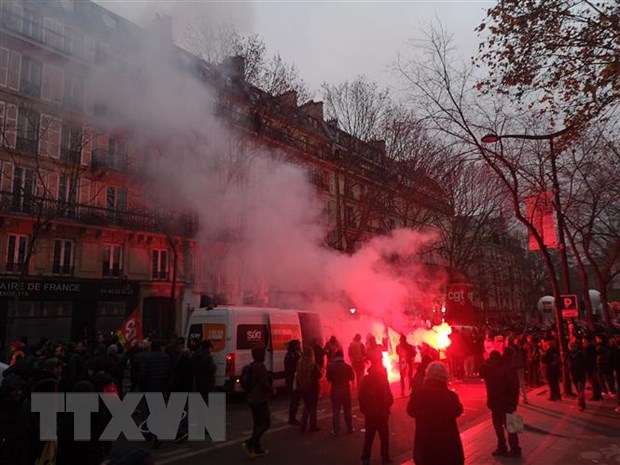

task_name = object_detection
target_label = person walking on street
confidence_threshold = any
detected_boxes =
[326,349,355,435]
[567,342,587,410]
[297,346,322,432]
[285,339,302,425]
[193,340,217,402]
[242,347,272,457]
[396,334,416,397]
[348,334,366,388]
[358,361,393,465]
[583,335,603,401]
[407,361,464,465]
[480,349,521,458]
[542,340,562,401]
[507,336,528,404]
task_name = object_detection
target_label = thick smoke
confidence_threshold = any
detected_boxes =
[88,14,445,336]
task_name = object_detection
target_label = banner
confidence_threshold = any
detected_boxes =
[116,308,143,350]
[446,283,474,324]
[526,191,557,250]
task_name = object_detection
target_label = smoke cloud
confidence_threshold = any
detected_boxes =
[87,10,446,339]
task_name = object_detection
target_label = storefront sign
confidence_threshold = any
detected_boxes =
[0,278,138,301]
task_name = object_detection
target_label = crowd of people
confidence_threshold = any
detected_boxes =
[1,321,619,465]
[0,333,217,465]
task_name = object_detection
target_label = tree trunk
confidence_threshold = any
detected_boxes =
[565,231,594,329]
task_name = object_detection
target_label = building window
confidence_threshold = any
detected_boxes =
[106,186,126,211]
[16,109,40,154]
[108,136,127,169]
[21,9,43,42]
[60,124,81,163]
[58,176,77,218]
[20,56,42,98]
[52,239,73,275]
[346,206,357,228]
[63,73,83,110]
[102,244,122,277]
[12,167,34,213]
[152,249,169,280]
[6,234,28,272]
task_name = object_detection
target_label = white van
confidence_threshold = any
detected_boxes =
[186,306,323,392]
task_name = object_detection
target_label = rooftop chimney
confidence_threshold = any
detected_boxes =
[300,101,324,121]
[277,90,298,107]
[369,139,386,155]
[222,55,245,81]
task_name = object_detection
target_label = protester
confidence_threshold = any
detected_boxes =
[411,354,432,393]
[297,346,322,432]
[242,347,272,457]
[396,334,416,396]
[0,374,34,465]
[285,339,302,425]
[567,341,587,410]
[480,350,521,458]
[407,361,464,465]
[358,361,393,465]
[326,349,355,435]
[193,340,217,402]
[348,334,366,388]
[542,340,562,401]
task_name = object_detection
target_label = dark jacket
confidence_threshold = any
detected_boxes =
[284,349,301,389]
[171,353,195,392]
[138,351,171,393]
[480,358,519,413]
[193,348,216,395]
[358,365,393,419]
[407,379,464,465]
[0,376,35,465]
[247,362,272,405]
[567,349,587,382]
[326,356,355,391]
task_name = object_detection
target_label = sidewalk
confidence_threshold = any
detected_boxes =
[396,386,620,465]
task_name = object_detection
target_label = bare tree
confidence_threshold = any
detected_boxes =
[181,21,313,102]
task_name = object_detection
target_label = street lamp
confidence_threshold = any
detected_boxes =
[481,127,574,392]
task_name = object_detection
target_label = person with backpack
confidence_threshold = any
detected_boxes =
[242,347,272,457]
[285,339,302,425]
[296,346,322,432]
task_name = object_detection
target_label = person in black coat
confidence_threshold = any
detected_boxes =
[407,361,464,465]
[326,349,355,435]
[358,362,393,465]
[480,349,521,458]
[193,340,217,402]
[567,341,587,410]
[542,340,562,401]
[284,339,302,425]
[0,375,35,465]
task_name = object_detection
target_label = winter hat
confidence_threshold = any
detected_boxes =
[425,361,449,383]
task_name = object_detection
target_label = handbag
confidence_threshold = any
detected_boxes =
[506,412,524,433]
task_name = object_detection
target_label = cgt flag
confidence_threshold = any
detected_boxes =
[116,308,143,351]
[525,190,557,250]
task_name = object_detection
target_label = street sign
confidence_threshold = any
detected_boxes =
[560,294,578,318]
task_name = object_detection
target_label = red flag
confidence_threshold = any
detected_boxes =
[526,191,557,250]
[116,308,143,350]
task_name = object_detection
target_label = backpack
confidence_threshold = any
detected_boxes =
[240,363,255,391]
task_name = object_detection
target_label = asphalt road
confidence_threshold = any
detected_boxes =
[135,379,491,465]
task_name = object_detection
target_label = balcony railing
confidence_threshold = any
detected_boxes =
[60,147,81,164]
[0,9,93,62]
[91,148,128,172]
[20,80,41,99]
[0,191,198,237]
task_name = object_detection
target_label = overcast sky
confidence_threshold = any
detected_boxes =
[95,1,491,92]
